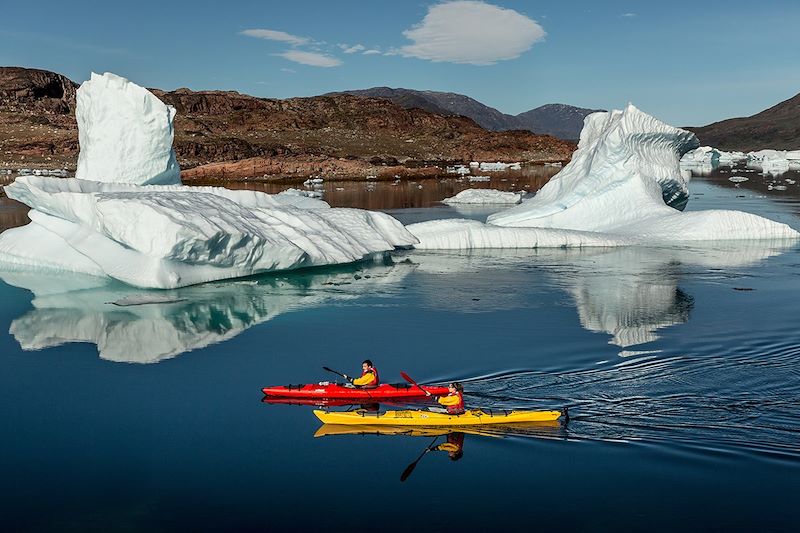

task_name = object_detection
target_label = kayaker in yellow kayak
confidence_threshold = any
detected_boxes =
[343,359,380,389]
[433,382,465,415]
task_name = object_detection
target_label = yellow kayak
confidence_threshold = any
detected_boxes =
[313,408,565,426]
[313,421,561,438]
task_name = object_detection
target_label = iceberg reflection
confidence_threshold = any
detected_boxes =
[0,258,413,363]
[407,241,793,354]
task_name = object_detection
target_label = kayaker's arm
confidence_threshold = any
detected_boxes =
[352,371,376,387]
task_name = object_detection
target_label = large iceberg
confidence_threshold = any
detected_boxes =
[408,105,798,249]
[0,73,417,289]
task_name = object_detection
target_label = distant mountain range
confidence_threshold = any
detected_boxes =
[328,87,603,141]
[688,91,800,150]
[0,67,575,179]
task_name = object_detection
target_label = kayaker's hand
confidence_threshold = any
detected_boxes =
[343,374,349,381]
[425,391,431,397]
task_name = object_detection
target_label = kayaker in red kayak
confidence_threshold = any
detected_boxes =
[434,382,465,415]
[343,359,380,389]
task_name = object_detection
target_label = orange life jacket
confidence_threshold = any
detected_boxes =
[446,391,465,415]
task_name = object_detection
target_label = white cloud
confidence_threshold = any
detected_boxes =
[399,1,545,65]
[622,12,637,17]
[363,49,382,55]
[277,50,342,67]
[280,68,297,74]
[241,28,310,46]
[339,43,366,54]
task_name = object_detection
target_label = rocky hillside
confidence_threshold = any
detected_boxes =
[688,92,800,150]
[0,67,575,179]
[516,104,599,141]
[330,87,602,140]
[0,67,79,162]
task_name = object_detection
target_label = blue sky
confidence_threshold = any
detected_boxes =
[2,0,799,125]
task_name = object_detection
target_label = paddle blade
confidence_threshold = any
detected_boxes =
[401,371,428,395]
[400,371,417,386]
[400,460,419,482]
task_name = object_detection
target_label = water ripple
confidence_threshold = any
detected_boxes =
[459,338,800,461]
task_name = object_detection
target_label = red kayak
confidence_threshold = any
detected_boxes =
[261,397,411,408]
[261,382,449,400]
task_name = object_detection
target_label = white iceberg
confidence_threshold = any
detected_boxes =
[408,105,798,250]
[441,189,524,205]
[681,146,720,166]
[0,73,417,289]
[746,149,800,175]
[717,150,748,164]
[75,72,180,185]
[0,175,416,288]
[484,105,797,240]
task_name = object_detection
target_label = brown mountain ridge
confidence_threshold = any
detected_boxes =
[687,91,800,151]
[0,67,575,180]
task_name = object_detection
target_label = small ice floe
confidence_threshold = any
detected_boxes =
[280,187,324,199]
[109,294,187,306]
[335,187,345,191]
[442,189,524,205]
[478,162,521,171]
[468,175,491,182]
[366,175,377,180]
[303,177,324,187]
[773,185,787,191]
[445,165,470,175]
[15,168,69,178]
[544,162,563,167]
[785,179,796,185]
[728,176,749,183]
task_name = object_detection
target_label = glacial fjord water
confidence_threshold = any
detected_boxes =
[1,174,799,531]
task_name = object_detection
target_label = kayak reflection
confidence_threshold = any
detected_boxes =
[314,422,563,482]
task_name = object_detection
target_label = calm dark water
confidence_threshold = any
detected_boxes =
[1,177,799,531]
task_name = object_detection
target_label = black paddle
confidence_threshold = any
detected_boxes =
[400,371,431,396]
[400,436,439,482]
[323,366,353,383]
